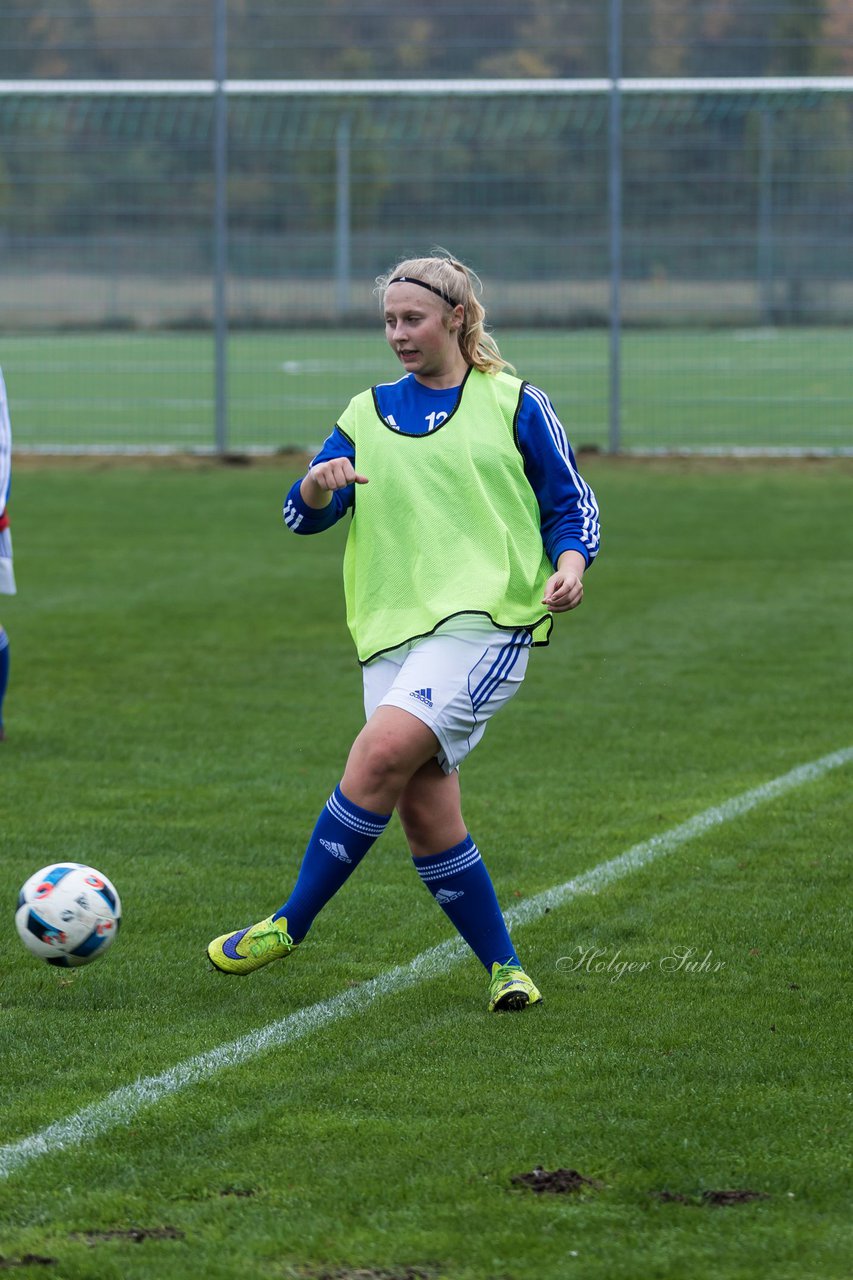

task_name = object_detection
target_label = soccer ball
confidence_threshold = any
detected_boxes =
[15,863,122,968]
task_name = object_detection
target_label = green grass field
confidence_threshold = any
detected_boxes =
[1,457,851,1279]
[2,326,851,453]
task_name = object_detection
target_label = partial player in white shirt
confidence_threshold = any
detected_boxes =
[0,368,15,740]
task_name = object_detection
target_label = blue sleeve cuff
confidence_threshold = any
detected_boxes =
[282,477,349,534]
[548,537,595,570]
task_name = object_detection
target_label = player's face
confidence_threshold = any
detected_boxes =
[383,283,465,386]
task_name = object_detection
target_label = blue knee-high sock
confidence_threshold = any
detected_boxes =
[0,628,9,731]
[272,785,391,940]
[413,834,520,971]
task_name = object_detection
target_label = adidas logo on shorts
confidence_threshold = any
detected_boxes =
[409,688,434,708]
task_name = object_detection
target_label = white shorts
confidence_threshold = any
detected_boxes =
[362,618,532,773]
[0,528,15,595]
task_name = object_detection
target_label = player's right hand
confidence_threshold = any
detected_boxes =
[309,457,369,491]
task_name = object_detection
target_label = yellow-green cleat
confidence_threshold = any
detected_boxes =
[488,961,542,1013]
[207,914,298,975]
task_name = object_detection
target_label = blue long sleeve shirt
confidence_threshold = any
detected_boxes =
[0,368,11,523]
[283,373,600,569]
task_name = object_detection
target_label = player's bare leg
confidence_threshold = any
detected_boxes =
[397,760,467,857]
[340,705,443,815]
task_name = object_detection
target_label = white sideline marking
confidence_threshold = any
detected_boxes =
[1,746,850,1181]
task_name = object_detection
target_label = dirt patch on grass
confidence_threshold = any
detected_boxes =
[11,448,312,472]
[651,1190,694,1204]
[651,1187,771,1207]
[0,1258,57,1270]
[511,1166,603,1194]
[702,1188,771,1207]
[73,1226,185,1245]
[595,451,853,473]
[11,449,852,474]
[289,1269,435,1280]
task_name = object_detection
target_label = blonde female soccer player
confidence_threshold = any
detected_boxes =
[0,368,14,741]
[209,250,601,1012]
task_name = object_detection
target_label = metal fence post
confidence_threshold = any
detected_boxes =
[758,107,775,326]
[213,0,228,453]
[608,0,623,453]
[336,114,352,315]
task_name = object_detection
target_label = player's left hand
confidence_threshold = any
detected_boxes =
[542,570,584,612]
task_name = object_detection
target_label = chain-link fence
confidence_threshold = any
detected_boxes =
[0,4,851,452]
